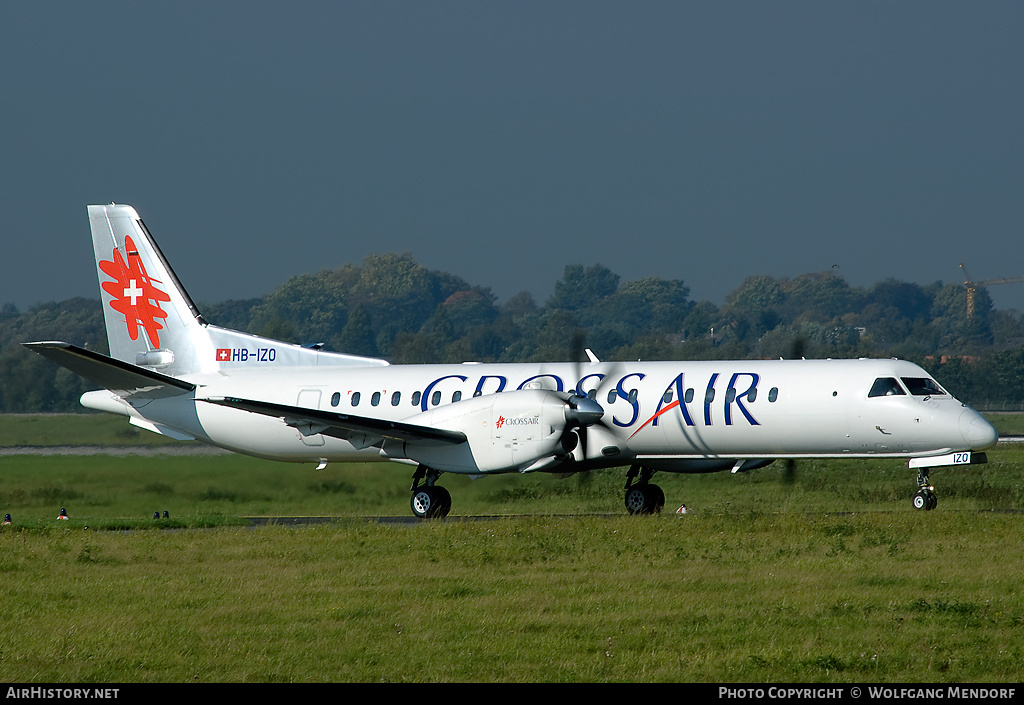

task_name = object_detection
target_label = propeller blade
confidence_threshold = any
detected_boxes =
[559,330,625,463]
[569,329,587,394]
[783,458,797,485]
[789,336,807,359]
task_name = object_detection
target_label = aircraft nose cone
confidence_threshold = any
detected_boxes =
[565,395,605,427]
[960,410,998,449]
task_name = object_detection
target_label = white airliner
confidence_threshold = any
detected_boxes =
[26,204,999,518]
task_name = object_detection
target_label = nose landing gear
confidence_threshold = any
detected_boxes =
[913,468,937,511]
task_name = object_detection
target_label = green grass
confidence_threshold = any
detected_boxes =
[1,414,1023,682]
[2,445,1023,522]
[1,513,1023,682]
[985,412,1024,436]
[0,414,180,447]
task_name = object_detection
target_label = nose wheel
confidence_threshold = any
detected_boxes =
[913,468,937,511]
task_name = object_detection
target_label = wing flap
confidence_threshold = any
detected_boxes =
[201,396,467,447]
[24,341,195,400]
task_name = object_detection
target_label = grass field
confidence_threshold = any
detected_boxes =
[1,414,1023,682]
[0,413,181,447]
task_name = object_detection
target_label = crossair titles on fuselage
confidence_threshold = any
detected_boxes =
[398,369,762,428]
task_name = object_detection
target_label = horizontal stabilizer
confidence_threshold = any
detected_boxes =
[24,342,195,400]
[201,396,467,446]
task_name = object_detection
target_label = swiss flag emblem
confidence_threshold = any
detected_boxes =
[216,349,231,362]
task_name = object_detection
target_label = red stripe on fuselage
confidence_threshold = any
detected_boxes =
[628,400,679,440]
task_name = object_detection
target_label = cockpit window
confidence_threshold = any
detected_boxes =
[868,377,906,397]
[901,377,946,396]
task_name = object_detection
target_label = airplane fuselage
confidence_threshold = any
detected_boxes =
[84,356,994,474]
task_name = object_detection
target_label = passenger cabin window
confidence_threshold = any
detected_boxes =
[371,392,381,406]
[868,377,906,398]
[452,391,462,403]
[411,391,421,406]
[351,392,361,407]
[391,391,401,406]
[901,377,945,396]
[431,390,442,406]
[331,392,341,407]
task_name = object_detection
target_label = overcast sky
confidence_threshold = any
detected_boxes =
[3,1,1023,316]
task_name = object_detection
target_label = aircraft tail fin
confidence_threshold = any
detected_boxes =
[88,204,388,376]
[89,204,213,374]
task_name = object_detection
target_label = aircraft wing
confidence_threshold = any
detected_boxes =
[23,341,196,399]
[202,396,467,447]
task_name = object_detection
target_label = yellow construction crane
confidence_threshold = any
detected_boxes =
[959,263,1024,317]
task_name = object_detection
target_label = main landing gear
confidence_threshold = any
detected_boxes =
[410,465,451,519]
[913,468,938,511]
[624,464,665,515]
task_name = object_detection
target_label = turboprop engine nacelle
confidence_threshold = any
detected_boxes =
[384,389,582,474]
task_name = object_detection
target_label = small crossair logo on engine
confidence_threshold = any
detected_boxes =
[497,415,540,429]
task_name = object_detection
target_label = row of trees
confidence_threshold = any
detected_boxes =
[2,255,1024,412]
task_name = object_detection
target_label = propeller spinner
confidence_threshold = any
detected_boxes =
[564,394,605,427]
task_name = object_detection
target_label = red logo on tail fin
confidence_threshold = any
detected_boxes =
[98,235,171,348]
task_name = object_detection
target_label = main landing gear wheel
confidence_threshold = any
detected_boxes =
[625,485,665,515]
[912,468,938,511]
[410,465,451,519]
[411,486,451,519]
[624,464,665,515]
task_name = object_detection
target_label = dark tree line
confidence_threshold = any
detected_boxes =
[3,257,1024,412]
